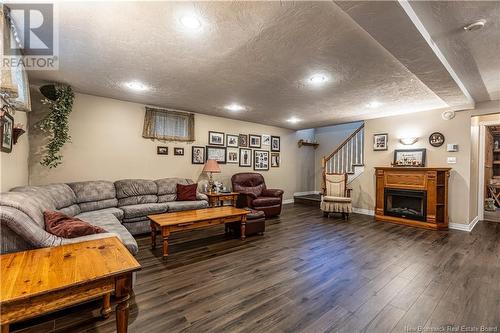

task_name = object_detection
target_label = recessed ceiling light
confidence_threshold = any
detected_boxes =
[366,101,382,108]
[309,74,329,85]
[287,117,302,124]
[224,103,246,112]
[180,15,202,30]
[125,81,149,92]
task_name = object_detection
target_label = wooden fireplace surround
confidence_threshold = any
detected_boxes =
[375,167,451,230]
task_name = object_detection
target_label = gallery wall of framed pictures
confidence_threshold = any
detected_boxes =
[197,131,281,171]
[154,129,281,171]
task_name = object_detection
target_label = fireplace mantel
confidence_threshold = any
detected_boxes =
[375,167,451,230]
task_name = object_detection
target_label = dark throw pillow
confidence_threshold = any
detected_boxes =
[44,210,105,239]
[177,183,198,201]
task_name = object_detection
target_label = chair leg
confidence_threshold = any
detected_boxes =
[344,213,349,220]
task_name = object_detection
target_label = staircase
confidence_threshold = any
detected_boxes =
[321,123,365,192]
[294,123,365,206]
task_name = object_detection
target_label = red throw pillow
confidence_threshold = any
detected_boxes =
[177,183,198,201]
[44,211,105,238]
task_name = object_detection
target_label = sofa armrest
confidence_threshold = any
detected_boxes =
[196,192,208,201]
[262,188,284,197]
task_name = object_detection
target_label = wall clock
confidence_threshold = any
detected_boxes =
[429,132,445,147]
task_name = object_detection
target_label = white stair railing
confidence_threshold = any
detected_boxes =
[322,124,364,193]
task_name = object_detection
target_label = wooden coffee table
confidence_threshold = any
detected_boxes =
[0,237,141,333]
[148,206,249,258]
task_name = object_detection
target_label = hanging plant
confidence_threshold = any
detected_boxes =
[39,84,75,168]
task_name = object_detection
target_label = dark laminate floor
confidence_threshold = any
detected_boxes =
[12,204,500,333]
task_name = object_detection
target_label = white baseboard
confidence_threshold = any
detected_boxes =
[293,191,321,196]
[352,207,375,216]
[283,198,294,205]
[449,216,479,232]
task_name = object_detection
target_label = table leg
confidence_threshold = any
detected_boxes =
[1,324,9,333]
[150,221,156,250]
[240,216,246,241]
[162,227,170,259]
[232,195,237,207]
[115,274,132,333]
[101,293,112,319]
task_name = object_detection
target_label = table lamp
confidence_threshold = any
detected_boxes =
[202,159,221,193]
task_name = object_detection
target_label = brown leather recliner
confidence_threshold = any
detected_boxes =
[231,173,284,217]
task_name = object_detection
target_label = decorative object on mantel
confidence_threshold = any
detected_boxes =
[373,133,388,151]
[39,84,75,168]
[202,159,221,193]
[1,111,14,153]
[375,167,451,230]
[392,148,426,167]
[429,132,445,147]
[13,123,25,144]
[399,137,419,145]
[297,139,319,149]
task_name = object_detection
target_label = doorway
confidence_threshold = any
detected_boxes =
[480,123,500,222]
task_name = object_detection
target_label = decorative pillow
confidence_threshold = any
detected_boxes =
[176,183,198,201]
[44,210,105,238]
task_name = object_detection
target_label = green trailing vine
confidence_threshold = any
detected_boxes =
[39,84,75,168]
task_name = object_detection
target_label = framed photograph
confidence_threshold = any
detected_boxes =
[271,136,280,152]
[239,148,252,167]
[271,152,280,167]
[393,148,426,167]
[429,132,445,147]
[191,146,205,164]
[206,146,227,163]
[238,134,248,147]
[262,134,271,146]
[226,134,239,147]
[227,148,239,164]
[157,146,168,155]
[174,147,184,156]
[1,112,14,153]
[373,133,388,151]
[254,150,269,171]
[208,131,225,146]
[249,134,261,148]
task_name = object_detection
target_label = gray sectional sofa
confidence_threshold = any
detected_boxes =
[0,178,209,255]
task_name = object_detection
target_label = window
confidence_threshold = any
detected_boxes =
[142,107,195,141]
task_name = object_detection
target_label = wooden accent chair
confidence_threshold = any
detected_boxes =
[321,173,352,220]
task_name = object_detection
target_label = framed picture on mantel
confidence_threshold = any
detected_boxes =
[393,148,426,167]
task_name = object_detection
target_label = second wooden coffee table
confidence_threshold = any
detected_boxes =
[148,206,249,258]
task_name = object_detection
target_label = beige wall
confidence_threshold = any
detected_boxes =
[28,92,316,200]
[345,109,473,225]
[0,111,29,192]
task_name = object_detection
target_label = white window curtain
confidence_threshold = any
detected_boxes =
[142,107,195,141]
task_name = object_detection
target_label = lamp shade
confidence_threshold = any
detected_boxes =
[202,159,221,173]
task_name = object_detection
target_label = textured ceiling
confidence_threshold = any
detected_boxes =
[24,1,495,129]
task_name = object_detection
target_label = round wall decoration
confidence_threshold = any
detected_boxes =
[429,132,445,147]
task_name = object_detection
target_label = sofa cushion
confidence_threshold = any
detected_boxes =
[44,210,105,238]
[77,207,124,221]
[68,181,118,213]
[252,196,282,207]
[1,192,56,228]
[156,178,191,202]
[166,200,209,212]
[120,203,169,219]
[115,179,158,206]
[11,184,81,216]
[75,212,138,255]
[177,183,197,201]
